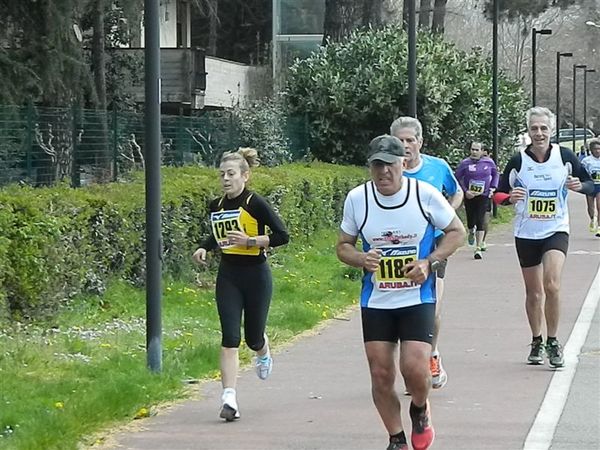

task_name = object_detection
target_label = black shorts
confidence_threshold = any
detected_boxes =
[361,303,435,344]
[515,232,569,268]
[464,196,489,230]
[586,185,600,197]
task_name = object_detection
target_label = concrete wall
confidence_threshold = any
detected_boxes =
[204,57,271,108]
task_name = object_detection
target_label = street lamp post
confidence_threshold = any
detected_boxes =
[408,0,417,117]
[491,0,499,217]
[532,28,552,107]
[572,64,587,153]
[584,68,596,152]
[555,51,573,143]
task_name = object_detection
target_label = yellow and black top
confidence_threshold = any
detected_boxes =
[200,188,289,265]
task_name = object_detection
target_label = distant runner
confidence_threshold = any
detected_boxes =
[494,107,593,368]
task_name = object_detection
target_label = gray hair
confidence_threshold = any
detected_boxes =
[390,116,423,140]
[589,138,600,150]
[526,107,556,131]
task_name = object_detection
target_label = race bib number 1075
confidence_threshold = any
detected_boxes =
[527,189,557,220]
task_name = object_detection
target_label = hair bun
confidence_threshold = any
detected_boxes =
[237,147,260,167]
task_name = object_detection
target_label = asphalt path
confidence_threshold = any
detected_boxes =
[98,194,600,450]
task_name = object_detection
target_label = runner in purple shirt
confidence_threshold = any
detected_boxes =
[455,142,499,259]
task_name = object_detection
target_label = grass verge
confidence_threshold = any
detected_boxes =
[0,209,512,449]
[0,229,361,450]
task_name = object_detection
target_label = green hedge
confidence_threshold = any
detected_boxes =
[0,163,366,319]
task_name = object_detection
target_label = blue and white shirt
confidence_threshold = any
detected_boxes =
[404,154,460,237]
[341,177,455,309]
[581,155,600,185]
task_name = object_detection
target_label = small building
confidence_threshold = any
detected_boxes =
[118,0,269,113]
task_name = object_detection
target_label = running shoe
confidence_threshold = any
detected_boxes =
[467,229,475,246]
[474,248,483,260]
[595,229,600,238]
[430,355,447,389]
[546,340,565,368]
[410,401,435,450]
[255,354,273,380]
[219,390,240,421]
[590,220,597,233]
[386,439,408,450]
[527,339,545,365]
[480,241,487,251]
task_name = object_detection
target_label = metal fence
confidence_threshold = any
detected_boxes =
[0,105,311,187]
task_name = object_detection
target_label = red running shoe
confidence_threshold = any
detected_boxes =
[410,400,435,450]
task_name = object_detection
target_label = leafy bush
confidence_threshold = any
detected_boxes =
[285,25,528,166]
[234,98,294,166]
[0,163,366,319]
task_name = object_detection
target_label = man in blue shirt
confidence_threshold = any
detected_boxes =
[390,116,463,390]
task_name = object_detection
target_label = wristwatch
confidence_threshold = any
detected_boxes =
[246,237,257,248]
[427,256,442,273]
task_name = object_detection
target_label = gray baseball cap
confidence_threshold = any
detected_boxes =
[367,135,406,164]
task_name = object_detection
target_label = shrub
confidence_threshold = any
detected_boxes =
[234,98,294,166]
[285,25,528,166]
[0,163,366,319]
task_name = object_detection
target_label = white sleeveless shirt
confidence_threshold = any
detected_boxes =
[509,144,570,239]
[341,177,455,309]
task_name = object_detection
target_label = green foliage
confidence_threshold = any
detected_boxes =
[0,0,144,108]
[285,25,529,166]
[0,229,359,449]
[0,0,90,106]
[0,163,366,319]
[105,51,144,111]
[234,98,294,166]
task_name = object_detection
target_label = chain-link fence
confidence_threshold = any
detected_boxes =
[0,105,312,187]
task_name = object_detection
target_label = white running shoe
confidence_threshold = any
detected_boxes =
[219,389,240,421]
[255,354,273,380]
[430,355,448,389]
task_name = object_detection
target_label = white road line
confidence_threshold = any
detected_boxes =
[523,266,600,450]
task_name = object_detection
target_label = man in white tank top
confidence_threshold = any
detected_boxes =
[337,135,465,450]
[494,107,594,368]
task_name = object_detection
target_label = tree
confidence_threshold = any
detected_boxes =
[207,0,219,56]
[483,0,577,20]
[322,0,385,44]
[286,25,528,166]
[419,0,432,28]
[432,0,448,33]
[0,0,143,107]
[92,0,107,111]
[0,0,88,106]
[190,0,271,64]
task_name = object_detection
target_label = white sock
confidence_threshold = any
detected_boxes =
[222,388,238,409]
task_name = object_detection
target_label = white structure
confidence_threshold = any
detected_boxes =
[130,0,267,109]
[204,57,270,108]
[138,0,191,48]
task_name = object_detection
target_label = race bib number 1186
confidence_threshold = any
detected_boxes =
[375,246,419,291]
